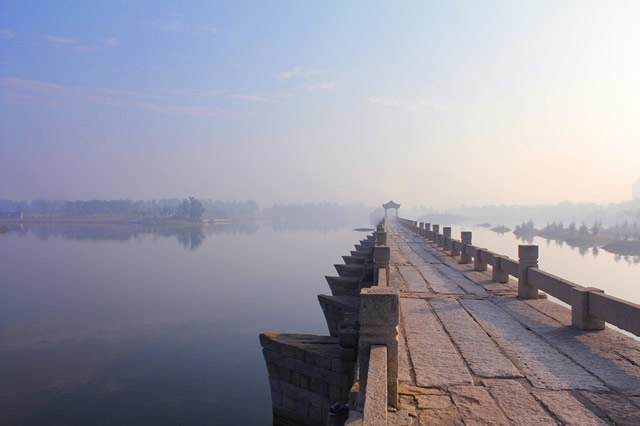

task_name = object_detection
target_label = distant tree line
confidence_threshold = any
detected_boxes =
[0,197,208,222]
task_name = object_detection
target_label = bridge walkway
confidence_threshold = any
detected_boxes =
[385,219,640,425]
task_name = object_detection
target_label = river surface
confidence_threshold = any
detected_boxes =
[1,220,639,425]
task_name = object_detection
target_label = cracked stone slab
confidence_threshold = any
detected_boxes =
[398,265,430,293]
[433,263,487,296]
[418,408,464,425]
[415,264,465,295]
[450,385,510,425]
[398,327,413,383]
[429,298,522,378]
[416,394,453,409]
[496,297,640,392]
[389,266,405,290]
[483,379,556,425]
[408,243,441,263]
[461,298,606,391]
[582,391,640,425]
[532,390,607,426]
[400,298,472,387]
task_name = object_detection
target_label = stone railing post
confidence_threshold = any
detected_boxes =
[376,231,387,246]
[432,225,439,243]
[571,287,605,330]
[374,245,391,285]
[492,256,509,283]
[460,232,472,263]
[474,248,488,271]
[443,227,452,251]
[424,223,431,239]
[418,222,424,237]
[358,287,399,409]
[518,245,539,299]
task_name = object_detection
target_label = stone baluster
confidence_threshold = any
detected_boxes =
[460,232,472,263]
[492,256,509,283]
[571,287,605,330]
[474,248,488,271]
[443,227,451,251]
[358,287,399,409]
[518,245,539,299]
[374,245,390,285]
[431,225,439,243]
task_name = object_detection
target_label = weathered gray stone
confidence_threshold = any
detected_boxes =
[400,298,472,387]
[415,264,465,294]
[397,265,430,293]
[496,297,640,392]
[460,298,606,390]
[450,385,510,425]
[416,395,453,409]
[484,379,555,425]
[429,298,522,378]
[532,390,607,425]
[583,391,640,425]
[359,287,399,408]
[517,245,539,299]
[418,408,464,425]
[363,345,387,424]
[433,263,487,296]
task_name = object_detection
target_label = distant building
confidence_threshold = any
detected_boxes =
[634,178,640,200]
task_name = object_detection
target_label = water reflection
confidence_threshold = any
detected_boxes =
[10,222,264,251]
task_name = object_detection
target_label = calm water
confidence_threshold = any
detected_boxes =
[0,221,367,425]
[2,221,639,425]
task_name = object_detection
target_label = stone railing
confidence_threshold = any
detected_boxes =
[350,220,399,425]
[398,217,640,337]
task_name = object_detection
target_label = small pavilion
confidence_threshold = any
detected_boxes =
[382,201,400,217]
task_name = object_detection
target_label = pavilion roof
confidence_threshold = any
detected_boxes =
[382,201,401,209]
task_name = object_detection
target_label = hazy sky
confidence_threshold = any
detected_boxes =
[1,1,639,207]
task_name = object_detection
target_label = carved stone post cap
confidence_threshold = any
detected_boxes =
[461,231,472,243]
[443,227,452,237]
[360,287,399,326]
[518,245,538,260]
[374,245,391,262]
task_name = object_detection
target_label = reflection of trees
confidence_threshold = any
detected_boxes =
[22,224,208,250]
[175,227,205,250]
[204,221,258,236]
[515,234,535,244]
[592,247,599,258]
[22,221,265,250]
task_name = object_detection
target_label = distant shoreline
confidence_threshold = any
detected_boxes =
[0,217,272,226]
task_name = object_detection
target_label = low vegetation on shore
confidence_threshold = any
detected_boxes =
[513,220,640,255]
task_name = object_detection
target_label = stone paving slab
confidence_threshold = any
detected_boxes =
[397,265,430,293]
[461,298,606,391]
[389,266,404,291]
[429,297,522,378]
[496,297,640,392]
[582,391,640,425]
[483,379,556,425]
[449,385,510,425]
[432,263,487,296]
[408,242,441,263]
[532,390,608,425]
[400,298,473,388]
[414,264,465,295]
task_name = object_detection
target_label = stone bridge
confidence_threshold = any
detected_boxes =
[260,216,640,425]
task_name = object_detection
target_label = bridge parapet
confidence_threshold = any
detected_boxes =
[398,216,640,336]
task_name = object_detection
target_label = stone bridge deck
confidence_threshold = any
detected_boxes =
[384,220,640,425]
